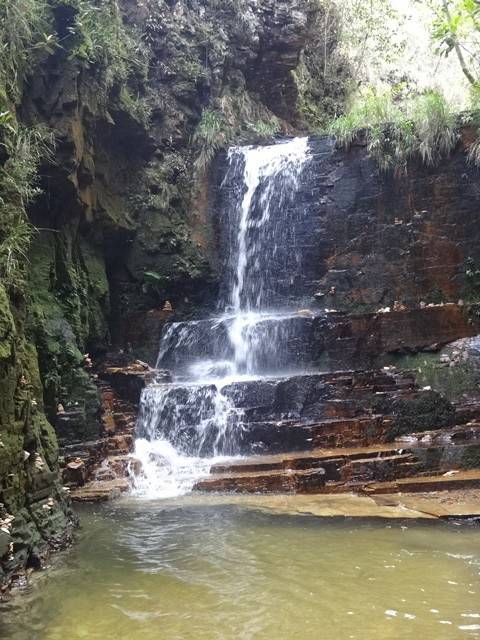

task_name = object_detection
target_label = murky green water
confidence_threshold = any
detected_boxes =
[1,500,480,640]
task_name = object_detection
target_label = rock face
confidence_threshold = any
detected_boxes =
[2,0,480,590]
[303,136,480,315]
[0,288,76,592]
[0,0,344,589]
[215,135,480,314]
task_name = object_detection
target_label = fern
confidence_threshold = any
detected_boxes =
[192,109,234,173]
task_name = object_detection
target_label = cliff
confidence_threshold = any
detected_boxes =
[2,0,480,591]
[0,0,344,590]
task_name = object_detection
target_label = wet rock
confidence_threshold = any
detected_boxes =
[63,460,87,487]
[70,480,129,503]
[0,530,11,559]
[102,364,171,405]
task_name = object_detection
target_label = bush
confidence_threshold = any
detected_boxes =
[68,0,148,89]
[329,89,459,173]
[192,109,234,173]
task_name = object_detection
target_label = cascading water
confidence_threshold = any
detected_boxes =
[132,138,311,497]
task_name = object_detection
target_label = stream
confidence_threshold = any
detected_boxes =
[1,502,480,640]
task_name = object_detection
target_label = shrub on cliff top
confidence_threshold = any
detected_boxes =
[67,0,149,88]
[329,89,458,173]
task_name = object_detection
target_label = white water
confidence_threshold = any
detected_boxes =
[132,138,310,498]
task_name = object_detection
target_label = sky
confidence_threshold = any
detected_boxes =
[386,0,469,106]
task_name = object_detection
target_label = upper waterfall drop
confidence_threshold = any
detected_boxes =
[132,137,314,498]
[225,137,310,314]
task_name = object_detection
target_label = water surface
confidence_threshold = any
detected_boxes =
[1,501,480,640]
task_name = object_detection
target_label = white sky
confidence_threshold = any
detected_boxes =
[388,0,469,107]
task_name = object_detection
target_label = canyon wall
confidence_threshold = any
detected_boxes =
[0,0,344,590]
[213,135,480,370]
[2,0,480,591]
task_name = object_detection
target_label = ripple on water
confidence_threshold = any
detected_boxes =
[0,504,479,640]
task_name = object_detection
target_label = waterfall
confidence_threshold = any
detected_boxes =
[132,138,311,498]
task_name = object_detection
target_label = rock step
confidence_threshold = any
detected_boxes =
[195,453,418,495]
[210,444,401,475]
[195,435,480,494]
[359,470,480,495]
[238,414,390,454]
[194,468,327,494]
[194,468,480,496]
[70,479,130,502]
[340,453,418,483]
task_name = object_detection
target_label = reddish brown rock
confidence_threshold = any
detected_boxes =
[63,460,87,487]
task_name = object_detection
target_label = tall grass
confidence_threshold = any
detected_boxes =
[70,0,149,89]
[0,121,56,289]
[0,0,52,103]
[329,90,458,172]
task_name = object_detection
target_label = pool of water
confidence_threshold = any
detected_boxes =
[1,499,480,640]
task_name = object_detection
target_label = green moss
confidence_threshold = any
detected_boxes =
[374,390,455,440]
[25,232,103,437]
[0,284,16,360]
[387,351,480,402]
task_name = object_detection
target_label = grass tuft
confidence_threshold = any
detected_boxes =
[329,89,458,173]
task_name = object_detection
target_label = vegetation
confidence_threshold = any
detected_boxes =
[0,0,54,103]
[67,0,149,89]
[192,109,234,173]
[192,95,281,173]
[0,0,152,293]
[329,89,458,172]
[0,117,55,289]
[428,0,480,87]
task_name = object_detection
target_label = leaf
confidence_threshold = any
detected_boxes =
[144,271,163,281]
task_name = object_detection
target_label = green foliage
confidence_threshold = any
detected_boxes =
[467,136,480,164]
[0,118,55,290]
[142,270,169,297]
[412,90,458,165]
[429,0,480,87]
[464,256,480,298]
[172,58,207,82]
[329,89,458,172]
[460,256,480,323]
[119,87,152,126]
[0,0,55,103]
[192,92,283,172]
[246,119,281,140]
[67,0,148,88]
[334,0,404,86]
[192,109,234,173]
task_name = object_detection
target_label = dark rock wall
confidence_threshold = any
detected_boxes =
[304,135,480,314]
[0,0,343,589]
[2,0,480,591]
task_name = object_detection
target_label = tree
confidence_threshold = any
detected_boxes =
[428,0,480,86]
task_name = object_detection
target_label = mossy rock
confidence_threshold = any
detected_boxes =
[0,284,16,361]
[374,391,455,440]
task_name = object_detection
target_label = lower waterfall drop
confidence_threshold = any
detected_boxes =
[132,137,312,498]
